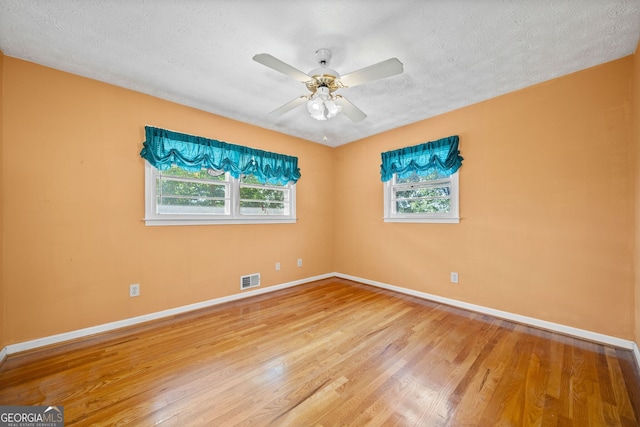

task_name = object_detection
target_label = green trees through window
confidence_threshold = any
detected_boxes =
[394,171,451,214]
[384,170,459,223]
[149,165,294,222]
[239,174,287,215]
[156,166,227,212]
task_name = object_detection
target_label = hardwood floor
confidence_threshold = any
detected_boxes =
[1,278,639,426]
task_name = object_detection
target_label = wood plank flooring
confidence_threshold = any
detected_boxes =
[1,278,639,426]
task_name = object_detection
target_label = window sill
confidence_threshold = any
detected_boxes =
[144,218,297,226]
[383,217,460,224]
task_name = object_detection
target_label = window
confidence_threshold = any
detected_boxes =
[140,126,300,226]
[145,164,296,225]
[380,135,463,224]
[384,170,459,223]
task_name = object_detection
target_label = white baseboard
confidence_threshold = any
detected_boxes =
[2,272,640,376]
[4,273,332,356]
[334,272,638,352]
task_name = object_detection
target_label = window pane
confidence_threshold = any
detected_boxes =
[396,198,451,214]
[396,171,449,183]
[155,166,229,216]
[159,180,227,198]
[395,186,450,199]
[240,187,285,202]
[159,165,226,182]
[241,174,286,187]
[157,196,225,207]
[157,198,226,214]
[240,201,285,215]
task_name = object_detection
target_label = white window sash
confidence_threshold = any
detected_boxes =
[144,162,296,226]
[383,172,459,223]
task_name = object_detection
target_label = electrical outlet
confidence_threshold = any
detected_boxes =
[130,283,140,297]
[297,258,303,267]
[275,262,281,271]
[450,272,459,284]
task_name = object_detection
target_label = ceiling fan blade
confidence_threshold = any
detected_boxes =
[335,97,367,122]
[338,58,403,88]
[269,96,308,117]
[253,53,310,83]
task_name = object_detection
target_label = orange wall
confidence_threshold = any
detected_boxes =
[1,52,638,346]
[334,57,635,339]
[1,57,334,344]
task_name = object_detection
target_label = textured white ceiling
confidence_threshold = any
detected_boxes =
[1,0,639,147]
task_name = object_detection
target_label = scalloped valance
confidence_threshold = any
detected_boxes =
[380,135,462,182]
[140,126,301,185]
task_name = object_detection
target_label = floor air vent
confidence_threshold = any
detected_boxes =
[240,273,260,290]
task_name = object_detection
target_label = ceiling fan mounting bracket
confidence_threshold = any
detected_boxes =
[315,48,332,66]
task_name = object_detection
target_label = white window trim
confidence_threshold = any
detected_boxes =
[383,172,459,224]
[144,162,296,226]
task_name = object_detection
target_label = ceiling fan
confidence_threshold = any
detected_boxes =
[253,49,403,122]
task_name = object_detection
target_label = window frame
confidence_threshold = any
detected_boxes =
[144,161,296,226]
[383,171,459,223]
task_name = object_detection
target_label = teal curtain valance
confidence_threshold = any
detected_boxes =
[140,126,301,185]
[380,135,463,182]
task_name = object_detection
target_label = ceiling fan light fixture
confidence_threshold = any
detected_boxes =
[307,86,342,120]
[308,100,327,120]
[324,99,342,118]
[307,96,324,114]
